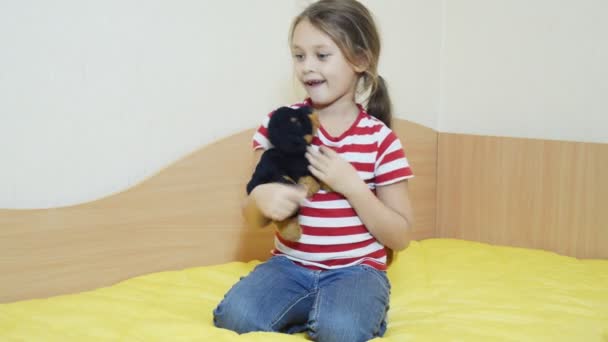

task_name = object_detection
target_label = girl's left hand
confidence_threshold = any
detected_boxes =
[306,145,367,197]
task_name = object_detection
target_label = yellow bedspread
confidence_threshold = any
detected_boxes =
[2,239,607,341]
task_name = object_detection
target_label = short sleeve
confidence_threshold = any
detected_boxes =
[252,112,273,150]
[374,128,414,186]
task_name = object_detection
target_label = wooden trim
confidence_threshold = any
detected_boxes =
[392,119,438,240]
[0,119,437,302]
[437,133,608,259]
[0,128,266,302]
[4,119,607,303]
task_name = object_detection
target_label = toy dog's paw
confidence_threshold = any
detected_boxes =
[298,176,320,197]
[319,182,333,193]
[274,218,302,241]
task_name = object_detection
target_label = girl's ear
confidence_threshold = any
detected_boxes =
[353,63,367,73]
[352,50,370,73]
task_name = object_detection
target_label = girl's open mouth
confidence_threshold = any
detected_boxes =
[305,80,325,87]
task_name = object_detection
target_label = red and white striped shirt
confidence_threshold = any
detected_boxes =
[252,100,414,271]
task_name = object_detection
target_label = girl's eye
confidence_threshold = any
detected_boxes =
[317,53,330,60]
[293,54,304,61]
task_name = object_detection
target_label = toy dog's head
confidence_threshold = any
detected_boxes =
[268,106,319,155]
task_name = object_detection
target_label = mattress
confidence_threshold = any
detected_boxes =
[1,239,607,341]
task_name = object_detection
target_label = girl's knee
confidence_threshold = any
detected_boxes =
[308,315,381,342]
[213,296,270,334]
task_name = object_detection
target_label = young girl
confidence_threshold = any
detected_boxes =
[214,1,414,340]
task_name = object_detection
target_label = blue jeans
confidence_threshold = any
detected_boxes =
[213,256,391,342]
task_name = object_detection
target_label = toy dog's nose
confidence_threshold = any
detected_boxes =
[289,117,302,127]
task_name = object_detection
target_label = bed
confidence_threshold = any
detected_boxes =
[1,119,607,341]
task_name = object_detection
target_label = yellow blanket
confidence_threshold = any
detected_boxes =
[2,239,607,341]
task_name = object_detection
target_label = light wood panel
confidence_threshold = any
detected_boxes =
[392,119,438,240]
[0,119,437,303]
[0,128,266,303]
[437,133,608,259]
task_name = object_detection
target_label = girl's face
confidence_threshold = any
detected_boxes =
[291,20,362,109]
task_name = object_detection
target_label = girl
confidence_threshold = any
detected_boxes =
[214,1,414,341]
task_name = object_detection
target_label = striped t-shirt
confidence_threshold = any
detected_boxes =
[252,100,414,271]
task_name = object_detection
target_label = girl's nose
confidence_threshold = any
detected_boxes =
[303,58,316,73]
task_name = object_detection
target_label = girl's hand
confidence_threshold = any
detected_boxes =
[306,145,367,197]
[250,183,308,221]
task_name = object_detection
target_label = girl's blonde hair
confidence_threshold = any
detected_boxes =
[290,0,392,127]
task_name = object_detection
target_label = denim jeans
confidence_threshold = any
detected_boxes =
[213,256,391,342]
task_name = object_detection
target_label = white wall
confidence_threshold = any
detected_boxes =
[439,0,608,143]
[0,0,298,208]
[1,0,441,209]
[359,0,442,130]
[2,1,606,208]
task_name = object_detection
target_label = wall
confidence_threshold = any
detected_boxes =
[358,0,442,130]
[439,0,608,143]
[2,0,606,209]
[1,1,296,208]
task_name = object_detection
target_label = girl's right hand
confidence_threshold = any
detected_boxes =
[250,183,308,221]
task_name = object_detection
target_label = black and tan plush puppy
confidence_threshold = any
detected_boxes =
[244,105,328,241]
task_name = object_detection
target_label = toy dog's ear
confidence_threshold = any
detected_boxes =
[308,112,320,136]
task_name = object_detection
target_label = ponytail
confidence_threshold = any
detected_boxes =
[366,75,393,128]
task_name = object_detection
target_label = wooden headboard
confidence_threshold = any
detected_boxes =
[2,118,607,303]
[437,133,608,259]
[0,119,437,302]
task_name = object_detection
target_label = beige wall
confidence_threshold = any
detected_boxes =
[1,1,297,208]
[1,0,605,208]
[439,0,608,143]
[359,0,443,130]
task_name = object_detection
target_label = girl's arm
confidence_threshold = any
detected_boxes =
[242,149,307,227]
[342,179,414,251]
[306,145,414,251]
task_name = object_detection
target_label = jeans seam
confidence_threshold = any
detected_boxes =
[372,307,389,338]
[269,291,315,331]
[307,287,322,338]
[359,266,391,338]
